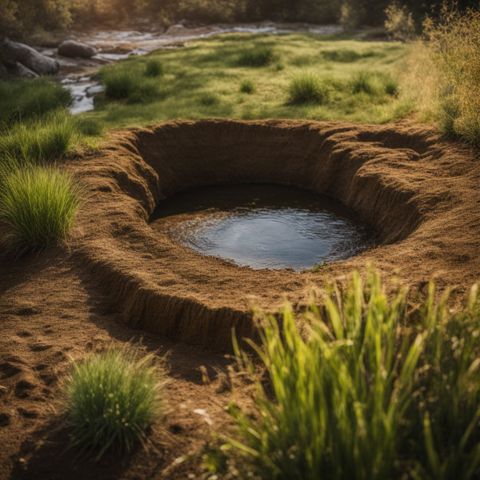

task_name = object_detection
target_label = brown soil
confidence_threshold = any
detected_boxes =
[1,119,479,479]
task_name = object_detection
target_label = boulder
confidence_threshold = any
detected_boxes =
[58,40,97,59]
[0,38,59,75]
[11,62,39,79]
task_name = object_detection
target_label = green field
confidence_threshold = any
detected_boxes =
[88,33,411,129]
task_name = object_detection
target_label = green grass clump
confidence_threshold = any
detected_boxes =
[236,45,276,67]
[101,67,161,103]
[225,271,480,479]
[0,113,75,163]
[0,78,71,125]
[240,80,255,94]
[351,70,399,97]
[288,73,330,104]
[145,59,164,77]
[0,165,80,253]
[62,346,166,459]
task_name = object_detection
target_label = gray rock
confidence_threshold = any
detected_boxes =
[11,62,39,79]
[0,38,59,75]
[58,40,96,59]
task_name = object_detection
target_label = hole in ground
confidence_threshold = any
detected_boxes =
[150,184,375,271]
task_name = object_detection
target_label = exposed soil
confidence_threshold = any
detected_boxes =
[1,119,479,479]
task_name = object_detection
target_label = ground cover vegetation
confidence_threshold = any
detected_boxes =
[214,271,480,479]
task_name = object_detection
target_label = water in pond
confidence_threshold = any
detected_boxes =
[150,185,374,271]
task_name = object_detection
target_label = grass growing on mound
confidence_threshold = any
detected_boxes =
[0,78,71,125]
[223,271,480,479]
[288,73,330,104]
[239,79,255,94]
[0,165,80,253]
[351,70,398,96]
[145,59,164,78]
[0,112,75,163]
[63,346,166,459]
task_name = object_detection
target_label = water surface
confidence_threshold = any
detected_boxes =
[150,184,373,271]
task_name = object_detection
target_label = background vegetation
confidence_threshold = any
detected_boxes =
[1,0,478,39]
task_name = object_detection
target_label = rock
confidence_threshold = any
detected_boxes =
[0,38,59,75]
[58,40,96,59]
[11,62,39,79]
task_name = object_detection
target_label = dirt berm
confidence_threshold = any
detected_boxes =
[70,119,480,351]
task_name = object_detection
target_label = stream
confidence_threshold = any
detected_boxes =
[39,22,342,114]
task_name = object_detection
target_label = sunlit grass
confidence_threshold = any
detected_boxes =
[89,33,409,128]
[222,271,480,479]
[0,164,80,254]
[62,345,166,459]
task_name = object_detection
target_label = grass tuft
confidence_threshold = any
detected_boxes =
[0,78,71,125]
[0,165,80,254]
[223,271,480,479]
[236,45,276,67]
[62,346,166,460]
[0,112,75,163]
[144,59,164,78]
[288,73,330,104]
[239,80,255,94]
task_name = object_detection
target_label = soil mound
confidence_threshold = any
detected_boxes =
[71,120,480,350]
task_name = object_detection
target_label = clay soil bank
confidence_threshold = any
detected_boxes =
[1,119,479,479]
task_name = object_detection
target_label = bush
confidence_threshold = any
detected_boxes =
[0,165,80,253]
[0,113,75,163]
[144,59,163,78]
[288,73,330,104]
[0,79,71,125]
[236,46,276,67]
[239,80,255,94]
[225,271,480,479]
[62,346,166,459]
[384,2,416,41]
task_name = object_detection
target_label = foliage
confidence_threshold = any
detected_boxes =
[62,346,166,459]
[0,113,75,163]
[384,2,416,41]
[0,165,80,253]
[224,271,480,479]
[423,5,480,145]
[0,79,71,126]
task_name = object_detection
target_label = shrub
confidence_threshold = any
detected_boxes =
[239,80,255,94]
[62,346,166,459]
[224,271,480,479]
[288,73,329,104]
[144,59,163,78]
[0,78,71,125]
[384,2,416,42]
[0,113,75,163]
[0,165,80,253]
[236,46,276,67]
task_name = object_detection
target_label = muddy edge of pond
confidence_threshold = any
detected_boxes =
[65,119,480,351]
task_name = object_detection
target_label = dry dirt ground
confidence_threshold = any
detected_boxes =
[1,119,479,479]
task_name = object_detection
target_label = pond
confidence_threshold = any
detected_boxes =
[150,184,374,271]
